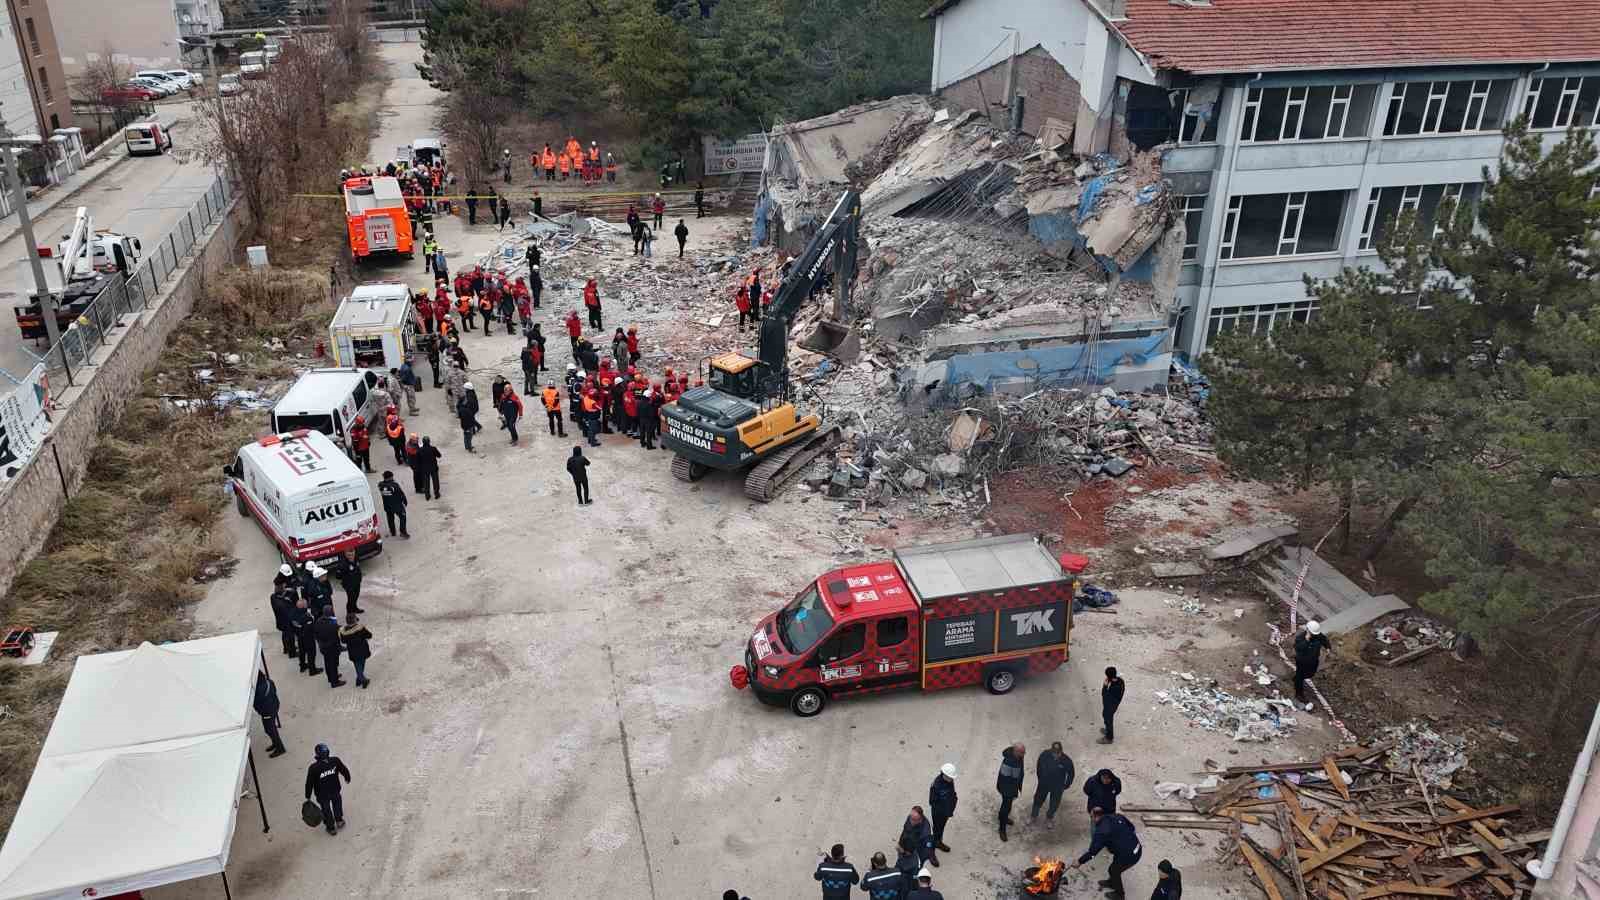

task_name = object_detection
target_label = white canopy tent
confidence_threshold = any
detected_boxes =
[0,632,268,900]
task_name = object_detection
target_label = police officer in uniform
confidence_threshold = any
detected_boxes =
[270,584,298,658]
[304,743,352,835]
[378,470,409,538]
[996,742,1025,841]
[1071,807,1144,899]
[293,597,321,676]
[861,852,906,900]
[252,671,286,757]
[814,843,859,899]
[313,605,346,688]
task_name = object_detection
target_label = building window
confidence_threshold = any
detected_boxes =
[23,18,38,56]
[1176,88,1221,144]
[38,67,50,103]
[1218,191,1345,260]
[1205,300,1320,346]
[1385,79,1514,135]
[1238,84,1377,142]
[1358,182,1484,251]
[1178,194,1205,261]
[1523,76,1600,129]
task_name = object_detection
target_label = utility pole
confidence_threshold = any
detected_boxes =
[0,132,71,384]
[999,27,1022,129]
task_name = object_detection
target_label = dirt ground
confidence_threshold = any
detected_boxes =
[146,43,1348,900]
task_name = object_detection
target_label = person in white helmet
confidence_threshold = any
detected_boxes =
[1294,620,1331,707]
[928,763,958,854]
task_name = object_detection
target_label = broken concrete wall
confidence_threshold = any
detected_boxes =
[767,96,933,186]
[936,46,1084,138]
[933,330,1173,399]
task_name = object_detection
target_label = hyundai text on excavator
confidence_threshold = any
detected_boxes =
[661,191,861,501]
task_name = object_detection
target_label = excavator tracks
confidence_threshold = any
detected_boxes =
[670,454,705,483]
[743,424,842,503]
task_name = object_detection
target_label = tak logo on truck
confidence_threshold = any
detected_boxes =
[1010,609,1056,636]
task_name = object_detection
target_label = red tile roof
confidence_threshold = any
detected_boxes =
[1116,0,1600,74]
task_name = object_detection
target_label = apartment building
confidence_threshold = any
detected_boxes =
[2,0,70,134]
[926,0,1600,357]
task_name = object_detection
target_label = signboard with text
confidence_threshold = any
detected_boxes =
[702,133,768,174]
[0,363,51,484]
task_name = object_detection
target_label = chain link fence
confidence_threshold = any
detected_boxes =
[38,175,235,385]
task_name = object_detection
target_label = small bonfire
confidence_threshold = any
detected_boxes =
[1023,856,1065,895]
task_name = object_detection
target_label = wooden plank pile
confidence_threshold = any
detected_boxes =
[1127,743,1550,899]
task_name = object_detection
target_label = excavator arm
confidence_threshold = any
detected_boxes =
[754,190,861,402]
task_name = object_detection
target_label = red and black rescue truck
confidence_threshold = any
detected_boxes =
[731,533,1087,716]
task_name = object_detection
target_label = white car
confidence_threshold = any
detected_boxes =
[134,71,184,92]
[128,76,177,97]
[217,73,243,96]
[165,69,202,86]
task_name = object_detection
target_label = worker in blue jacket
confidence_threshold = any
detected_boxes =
[1071,808,1143,898]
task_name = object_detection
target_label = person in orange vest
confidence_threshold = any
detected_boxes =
[579,386,601,447]
[479,283,498,336]
[541,144,556,181]
[455,292,474,332]
[540,379,565,437]
[587,141,600,179]
[583,278,602,330]
[384,408,407,466]
[605,151,617,183]
[556,152,569,180]
[565,136,582,164]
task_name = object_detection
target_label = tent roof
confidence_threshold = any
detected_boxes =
[0,731,249,900]
[39,632,260,758]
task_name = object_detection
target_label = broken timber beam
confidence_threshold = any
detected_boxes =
[1338,815,1440,846]
[1434,804,1519,826]
[1239,840,1289,900]
[1356,883,1454,899]
[1301,837,1368,875]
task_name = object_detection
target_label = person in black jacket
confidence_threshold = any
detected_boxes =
[1071,808,1143,898]
[636,388,659,450]
[1085,768,1123,817]
[304,743,352,835]
[894,837,920,893]
[252,671,286,757]
[674,218,689,257]
[273,562,298,596]
[413,436,443,500]
[1151,859,1181,900]
[294,597,320,676]
[378,470,409,538]
[1294,620,1331,706]
[270,586,298,658]
[566,445,591,505]
[340,613,373,689]
[928,763,957,854]
[1101,666,1126,744]
[813,844,858,899]
[313,605,346,688]
[860,852,905,900]
[457,383,481,453]
[1031,741,1076,822]
[334,550,363,616]
[996,742,1025,841]
[900,805,935,867]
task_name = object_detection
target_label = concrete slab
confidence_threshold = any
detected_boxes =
[1321,593,1411,635]
[1255,548,1412,634]
[1205,523,1298,562]
[1150,561,1206,578]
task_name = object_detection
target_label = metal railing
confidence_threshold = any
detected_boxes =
[38,174,235,384]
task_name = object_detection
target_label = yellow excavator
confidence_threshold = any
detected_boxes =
[661,191,861,501]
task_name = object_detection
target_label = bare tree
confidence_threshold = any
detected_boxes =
[324,0,373,76]
[71,45,129,104]
[427,48,516,189]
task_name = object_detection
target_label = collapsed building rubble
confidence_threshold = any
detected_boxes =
[1154,670,1300,742]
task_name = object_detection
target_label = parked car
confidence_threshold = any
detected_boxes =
[136,70,188,91]
[263,42,282,62]
[217,73,244,96]
[102,83,160,103]
[128,76,176,97]
[239,51,268,79]
[165,69,202,86]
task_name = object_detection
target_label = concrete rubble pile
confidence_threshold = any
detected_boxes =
[1153,671,1300,742]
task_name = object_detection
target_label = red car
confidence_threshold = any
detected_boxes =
[102,83,159,103]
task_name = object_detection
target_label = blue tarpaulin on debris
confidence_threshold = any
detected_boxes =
[1076,175,1112,223]
[751,193,771,246]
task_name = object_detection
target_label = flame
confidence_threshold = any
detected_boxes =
[1025,856,1065,894]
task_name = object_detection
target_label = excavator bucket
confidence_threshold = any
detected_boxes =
[799,320,859,363]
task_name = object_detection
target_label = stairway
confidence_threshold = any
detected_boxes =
[1255,546,1409,634]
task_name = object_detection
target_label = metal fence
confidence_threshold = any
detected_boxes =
[39,174,236,385]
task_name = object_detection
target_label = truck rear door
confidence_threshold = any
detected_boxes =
[364,216,396,251]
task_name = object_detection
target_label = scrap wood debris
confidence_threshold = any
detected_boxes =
[1129,744,1547,899]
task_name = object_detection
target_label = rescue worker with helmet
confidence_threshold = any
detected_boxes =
[542,381,565,437]
[348,416,371,473]
[304,743,352,835]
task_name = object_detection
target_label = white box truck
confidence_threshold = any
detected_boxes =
[224,429,382,563]
[328,282,418,370]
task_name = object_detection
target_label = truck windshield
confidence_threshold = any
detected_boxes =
[776,583,834,654]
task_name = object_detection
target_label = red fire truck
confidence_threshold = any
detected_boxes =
[731,533,1086,716]
[342,175,414,264]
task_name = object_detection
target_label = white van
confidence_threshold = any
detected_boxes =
[269,367,382,448]
[239,51,267,79]
[225,429,382,563]
[123,121,171,156]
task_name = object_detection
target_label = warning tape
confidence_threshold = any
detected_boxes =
[1266,516,1360,745]
[290,188,704,201]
